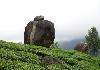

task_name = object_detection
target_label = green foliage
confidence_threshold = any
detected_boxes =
[50,42,59,48]
[0,41,100,70]
[85,27,100,56]
[0,48,39,64]
[0,58,44,70]
[47,64,71,70]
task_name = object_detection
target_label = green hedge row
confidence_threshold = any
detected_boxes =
[0,48,40,64]
[0,58,45,70]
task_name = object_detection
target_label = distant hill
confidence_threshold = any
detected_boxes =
[58,39,100,57]
[0,40,100,70]
[58,38,84,50]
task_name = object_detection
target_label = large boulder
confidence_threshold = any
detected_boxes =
[24,16,55,48]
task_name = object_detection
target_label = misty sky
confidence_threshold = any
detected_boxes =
[0,0,100,42]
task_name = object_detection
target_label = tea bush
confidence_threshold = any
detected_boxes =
[0,41,100,70]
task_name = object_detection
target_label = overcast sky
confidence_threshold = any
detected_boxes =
[0,0,100,42]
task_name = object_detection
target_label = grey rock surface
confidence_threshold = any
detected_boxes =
[74,43,88,53]
[24,16,55,48]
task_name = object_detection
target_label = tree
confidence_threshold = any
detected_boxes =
[85,27,100,56]
[50,42,59,48]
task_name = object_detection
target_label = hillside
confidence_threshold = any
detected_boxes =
[0,41,100,70]
[58,39,83,50]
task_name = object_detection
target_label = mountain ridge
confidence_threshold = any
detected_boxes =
[58,38,84,50]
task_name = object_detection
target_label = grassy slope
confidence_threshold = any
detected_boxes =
[0,41,100,70]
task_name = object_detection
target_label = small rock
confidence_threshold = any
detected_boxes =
[34,15,44,21]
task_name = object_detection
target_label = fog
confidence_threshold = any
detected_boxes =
[0,0,100,42]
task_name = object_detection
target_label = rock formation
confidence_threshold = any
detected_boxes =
[24,15,55,48]
[74,42,88,53]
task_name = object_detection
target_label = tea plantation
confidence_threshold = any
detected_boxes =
[0,41,100,70]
